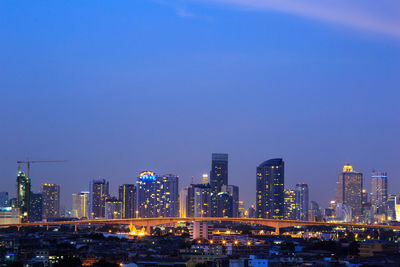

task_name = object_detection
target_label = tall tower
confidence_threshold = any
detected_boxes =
[29,192,43,222]
[221,185,239,217]
[89,179,109,219]
[16,169,31,222]
[158,174,179,217]
[256,158,285,219]
[210,153,228,217]
[180,188,189,218]
[295,183,309,221]
[335,164,363,220]
[137,171,157,218]
[41,184,60,219]
[371,171,388,215]
[187,184,212,217]
[284,189,296,220]
[72,191,89,219]
[119,184,137,218]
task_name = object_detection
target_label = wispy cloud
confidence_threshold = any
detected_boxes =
[175,7,196,18]
[194,0,400,38]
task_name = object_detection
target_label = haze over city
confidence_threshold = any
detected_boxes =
[1,0,399,210]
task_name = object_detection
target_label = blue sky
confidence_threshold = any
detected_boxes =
[0,0,399,209]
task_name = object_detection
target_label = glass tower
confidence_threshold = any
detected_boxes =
[16,169,31,222]
[256,158,284,219]
[210,153,228,217]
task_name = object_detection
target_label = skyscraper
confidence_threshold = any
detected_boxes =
[137,171,157,218]
[295,183,309,221]
[217,192,233,217]
[41,184,60,219]
[119,184,136,218]
[284,189,296,220]
[202,174,209,184]
[210,153,228,217]
[335,164,363,220]
[89,179,109,219]
[221,184,239,217]
[158,174,179,217]
[16,169,30,222]
[387,194,398,221]
[256,158,284,219]
[180,188,188,218]
[187,184,212,217]
[72,191,89,219]
[0,192,8,207]
[105,197,123,219]
[371,171,388,215]
[29,192,43,222]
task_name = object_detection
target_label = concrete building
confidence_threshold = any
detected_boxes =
[119,184,136,218]
[180,188,188,218]
[191,221,213,240]
[105,198,123,219]
[284,189,296,220]
[29,192,43,222]
[0,207,21,225]
[158,174,179,217]
[72,191,89,219]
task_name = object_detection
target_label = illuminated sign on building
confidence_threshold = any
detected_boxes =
[139,171,156,181]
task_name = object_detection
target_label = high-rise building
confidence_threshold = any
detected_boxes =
[210,153,228,217]
[187,184,212,217]
[72,191,89,219]
[106,197,123,219]
[180,188,188,218]
[371,171,388,215]
[256,158,284,219]
[387,194,398,221]
[137,171,157,218]
[202,174,209,184]
[217,192,233,217]
[29,192,43,222]
[295,183,309,221]
[41,184,60,219]
[309,201,323,221]
[16,169,30,222]
[158,174,179,217]
[221,185,239,217]
[335,164,363,220]
[0,192,8,207]
[119,184,136,218]
[284,189,296,220]
[89,179,109,219]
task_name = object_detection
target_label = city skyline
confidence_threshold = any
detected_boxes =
[1,0,399,211]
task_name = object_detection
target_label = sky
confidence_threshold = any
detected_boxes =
[0,0,399,210]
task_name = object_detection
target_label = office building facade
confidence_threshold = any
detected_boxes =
[119,184,136,218]
[295,183,309,221]
[41,184,60,219]
[210,153,228,217]
[89,179,109,219]
[29,192,43,222]
[335,164,363,220]
[284,189,296,220]
[158,174,179,217]
[16,170,31,222]
[256,158,284,219]
[72,191,89,219]
[137,171,157,218]
[371,171,388,215]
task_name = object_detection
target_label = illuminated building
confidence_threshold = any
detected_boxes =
[295,183,309,221]
[105,197,123,219]
[362,189,369,205]
[89,179,109,219]
[41,184,60,219]
[248,205,256,218]
[16,169,30,222]
[72,191,89,219]
[202,174,209,184]
[137,171,157,218]
[187,184,212,217]
[191,221,213,240]
[238,200,245,217]
[371,171,388,215]
[387,194,398,221]
[210,153,228,217]
[0,207,20,225]
[256,158,284,219]
[158,174,179,217]
[119,184,136,218]
[217,192,233,217]
[284,189,296,220]
[221,185,239,217]
[29,192,43,222]
[335,164,363,220]
[180,188,188,217]
[309,201,323,221]
[0,192,8,207]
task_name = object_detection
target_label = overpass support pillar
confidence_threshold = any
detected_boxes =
[145,222,151,235]
[74,224,78,233]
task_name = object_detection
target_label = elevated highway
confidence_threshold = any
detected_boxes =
[2,217,400,235]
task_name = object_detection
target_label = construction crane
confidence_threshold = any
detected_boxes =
[17,160,67,178]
